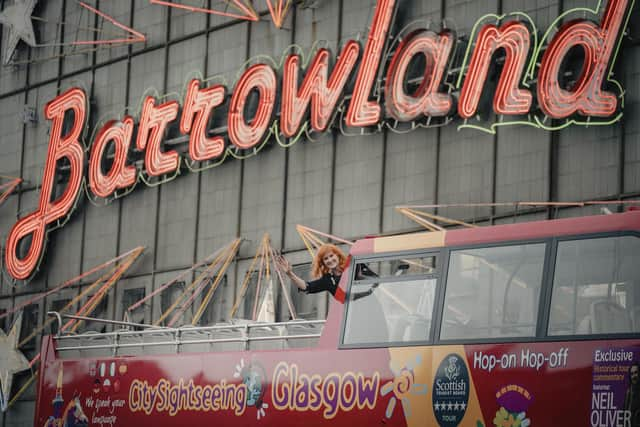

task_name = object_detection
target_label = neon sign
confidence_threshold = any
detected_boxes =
[4,0,634,281]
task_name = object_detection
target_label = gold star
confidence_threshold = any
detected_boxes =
[0,311,30,411]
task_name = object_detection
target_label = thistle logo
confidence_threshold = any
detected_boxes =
[445,356,461,381]
[493,384,533,427]
[433,353,470,427]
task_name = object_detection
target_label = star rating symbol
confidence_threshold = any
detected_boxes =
[435,401,468,412]
[0,311,30,411]
[0,0,38,65]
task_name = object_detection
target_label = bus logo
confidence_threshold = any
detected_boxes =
[445,356,461,381]
[433,353,470,427]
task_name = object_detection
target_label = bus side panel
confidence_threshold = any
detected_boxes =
[35,346,400,427]
[35,339,640,426]
[464,340,640,427]
[387,345,485,427]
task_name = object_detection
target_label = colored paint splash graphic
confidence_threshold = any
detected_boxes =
[493,384,533,427]
[380,355,428,419]
[234,358,269,420]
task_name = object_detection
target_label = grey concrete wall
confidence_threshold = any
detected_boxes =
[0,0,638,423]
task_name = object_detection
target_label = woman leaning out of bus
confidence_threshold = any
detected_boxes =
[276,244,346,298]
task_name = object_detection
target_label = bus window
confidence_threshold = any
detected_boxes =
[440,243,545,340]
[548,235,640,336]
[355,256,436,279]
[343,255,438,346]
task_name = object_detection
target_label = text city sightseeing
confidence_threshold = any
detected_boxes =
[4,0,633,280]
[127,363,379,419]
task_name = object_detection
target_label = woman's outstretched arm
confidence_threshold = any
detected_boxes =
[275,255,308,291]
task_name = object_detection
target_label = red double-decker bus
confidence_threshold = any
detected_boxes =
[35,211,640,426]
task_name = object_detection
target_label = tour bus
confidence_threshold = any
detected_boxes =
[35,210,640,426]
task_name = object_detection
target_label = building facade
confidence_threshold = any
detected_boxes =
[0,0,638,424]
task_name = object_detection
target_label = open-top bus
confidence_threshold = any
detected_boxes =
[35,211,640,426]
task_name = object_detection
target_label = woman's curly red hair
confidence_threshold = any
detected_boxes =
[311,244,347,279]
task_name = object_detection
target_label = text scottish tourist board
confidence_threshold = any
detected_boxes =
[5,0,635,281]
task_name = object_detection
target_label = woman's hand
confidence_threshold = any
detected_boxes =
[274,254,292,275]
[274,254,308,291]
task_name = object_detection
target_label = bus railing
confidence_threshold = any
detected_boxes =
[47,312,325,357]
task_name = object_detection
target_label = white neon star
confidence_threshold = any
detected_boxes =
[0,311,30,411]
[0,0,38,65]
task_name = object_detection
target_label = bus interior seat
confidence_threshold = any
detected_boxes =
[143,330,176,355]
[285,323,321,349]
[577,315,592,334]
[58,335,83,359]
[117,329,144,356]
[440,321,463,340]
[81,332,112,358]
[632,306,640,332]
[389,317,409,342]
[248,325,286,350]
[591,300,632,334]
[211,327,246,351]
[403,315,430,341]
[181,327,212,353]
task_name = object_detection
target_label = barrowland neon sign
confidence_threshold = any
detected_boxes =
[4,0,634,281]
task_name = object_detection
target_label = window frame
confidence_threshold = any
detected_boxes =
[339,248,442,349]
[339,231,640,350]
[435,238,551,345]
[539,230,640,342]
[121,286,148,325]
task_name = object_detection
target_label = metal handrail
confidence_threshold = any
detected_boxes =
[55,333,323,352]
[48,312,167,335]
[48,312,325,355]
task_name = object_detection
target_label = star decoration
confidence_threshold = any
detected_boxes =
[150,0,296,29]
[72,2,145,47]
[0,0,38,65]
[0,177,21,206]
[0,311,30,411]
[265,0,293,28]
[150,0,259,22]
